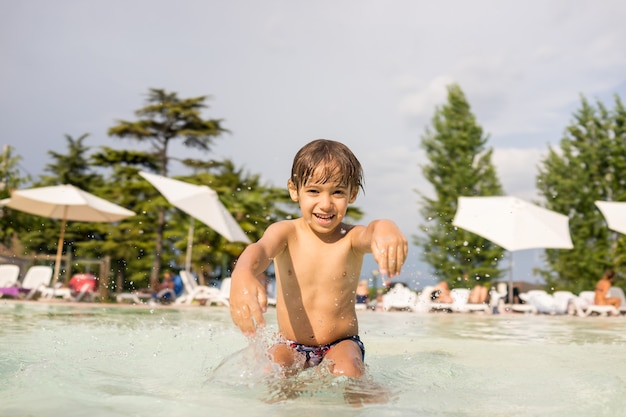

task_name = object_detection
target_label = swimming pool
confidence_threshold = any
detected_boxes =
[1,300,625,417]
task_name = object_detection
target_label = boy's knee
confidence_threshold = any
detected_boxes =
[330,358,364,377]
[325,342,365,377]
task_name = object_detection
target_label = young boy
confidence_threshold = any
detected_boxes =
[229,139,408,378]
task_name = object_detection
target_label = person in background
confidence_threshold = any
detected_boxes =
[594,269,620,309]
[356,279,370,308]
[430,281,454,303]
[468,284,489,304]
[154,270,184,303]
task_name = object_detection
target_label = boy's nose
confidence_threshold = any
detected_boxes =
[318,193,333,209]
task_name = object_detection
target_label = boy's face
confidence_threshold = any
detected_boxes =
[288,169,357,235]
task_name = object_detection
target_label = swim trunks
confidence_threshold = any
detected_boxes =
[286,335,365,367]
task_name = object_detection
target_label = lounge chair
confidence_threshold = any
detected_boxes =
[0,264,21,298]
[553,290,582,316]
[382,283,418,311]
[449,288,491,313]
[578,291,619,316]
[512,290,570,315]
[428,288,491,313]
[608,287,626,315]
[415,286,491,313]
[20,265,54,300]
[175,271,228,306]
[116,291,152,304]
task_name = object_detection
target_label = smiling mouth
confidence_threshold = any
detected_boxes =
[314,213,334,221]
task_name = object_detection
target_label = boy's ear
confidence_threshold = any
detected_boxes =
[288,180,299,202]
[348,188,358,203]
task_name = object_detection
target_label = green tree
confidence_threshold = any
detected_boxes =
[0,145,33,251]
[79,155,160,293]
[108,88,228,289]
[536,95,626,293]
[416,84,504,288]
[38,133,101,188]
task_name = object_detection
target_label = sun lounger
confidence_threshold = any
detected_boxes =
[578,291,619,316]
[116,291,152,304]
[415,286,490,313]
[20,265,54,300]
[512,290,570,315]
[382,283,418,311]
[608,287,626,315]
[0,264,21,298]
[176,271,228,306]
[553,291,581,315]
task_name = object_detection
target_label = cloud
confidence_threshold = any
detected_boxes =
[397,75,456,122]
[492,147,547,201]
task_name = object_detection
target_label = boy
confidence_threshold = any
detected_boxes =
[229,139,408,377]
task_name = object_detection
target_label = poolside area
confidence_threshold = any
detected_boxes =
[1,299,625,416]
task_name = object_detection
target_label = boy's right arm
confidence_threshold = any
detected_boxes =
[230,222,289,335]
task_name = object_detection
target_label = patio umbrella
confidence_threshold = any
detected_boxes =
[452,196,573,302]
[1,184,135,284]
[595,201,626,235]
[138,172,250,272]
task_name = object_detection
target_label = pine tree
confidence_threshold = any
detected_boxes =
[416,84,504,288]
[107,89,228,289]
[536,95,626,293]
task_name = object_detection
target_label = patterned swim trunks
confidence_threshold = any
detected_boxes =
[286,335,365,367]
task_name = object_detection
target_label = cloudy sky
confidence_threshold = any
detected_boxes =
[2,1,625,287]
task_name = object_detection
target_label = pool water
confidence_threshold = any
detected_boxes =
[1,301,625,417]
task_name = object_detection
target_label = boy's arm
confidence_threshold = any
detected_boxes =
[353,219,408,278]
[230,222,289,335]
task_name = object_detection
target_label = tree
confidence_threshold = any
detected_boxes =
[536,95,626,293]
[108,88,228,289]
[0,145,32,251]
[415,84,504,288]
[38,134,101,188]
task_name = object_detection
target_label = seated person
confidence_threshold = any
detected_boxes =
[431,281,453,303]
[68,273,97,300]
[154,270,184,303]
[468,284,489,304]
[594,269,621,308]
[355,279,369,306]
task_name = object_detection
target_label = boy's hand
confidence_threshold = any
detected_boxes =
[371,221,408,277]
[229,273,268,336]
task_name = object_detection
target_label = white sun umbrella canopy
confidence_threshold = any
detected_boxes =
[595,201,626,235]
[452,196,573,302]
[1,184,135,283]
[139,172,250,272]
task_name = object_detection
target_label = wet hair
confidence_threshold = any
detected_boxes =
[290,139,364,193]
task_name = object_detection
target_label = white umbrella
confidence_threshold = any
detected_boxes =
[138,172,250,272]
[452,196,573,302]
[1,184,135,283]
[595,201,626,235]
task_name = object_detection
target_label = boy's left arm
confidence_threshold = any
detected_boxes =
[357,220,408,277]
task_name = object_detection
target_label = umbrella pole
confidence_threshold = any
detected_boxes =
[508,251,514,304]
[185,218,195,273]
[53,209,68,285]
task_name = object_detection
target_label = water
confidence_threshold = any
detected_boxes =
[1,300,625,417]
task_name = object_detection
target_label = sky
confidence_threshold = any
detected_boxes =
[2,0,626,289]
